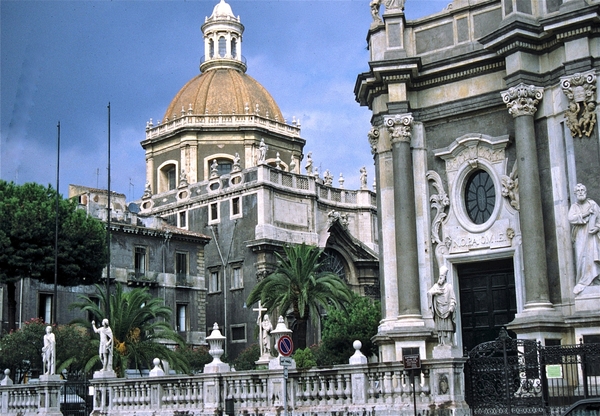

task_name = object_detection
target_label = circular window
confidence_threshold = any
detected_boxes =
[464,169,495,224]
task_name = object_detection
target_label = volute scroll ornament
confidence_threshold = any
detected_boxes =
[385,113,414,144]
[427,170,450,268]
[367,127,380,155]
[561,71,597,138]
[501,83,544,118]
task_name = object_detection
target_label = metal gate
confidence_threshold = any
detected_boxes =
[465,328,600,415]
[465,328,545,415]
[60,373,92,416]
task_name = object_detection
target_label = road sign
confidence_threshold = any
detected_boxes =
[403,353,421,370]
[278,335,294,357]
[279,356,293,367]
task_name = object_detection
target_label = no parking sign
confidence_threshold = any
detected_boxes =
[277,335,294,357]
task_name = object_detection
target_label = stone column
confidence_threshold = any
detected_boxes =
[385,113,422,318]
[501,84,552,309]
[368,126,399,325]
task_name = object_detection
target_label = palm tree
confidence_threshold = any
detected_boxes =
[70,283,188,377]
[246,243,353,349]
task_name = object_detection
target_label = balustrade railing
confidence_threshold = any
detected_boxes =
[83,361,434,415]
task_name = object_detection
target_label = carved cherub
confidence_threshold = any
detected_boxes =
[579,101,596,137]
[565,102,582,138]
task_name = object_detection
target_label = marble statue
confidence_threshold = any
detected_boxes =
[232,152,241,172]
[210,159,218,178]
[427,266,457,346]
[260,314,273,355]
[179,169,188,187]
[258,139,268,163]
[289,156,296,173]
[360,166,368,190]
[323,169,333,186]
[142,181,152,198]
[92,319,114,372]
[305,151,313,175]
[568,183,600,294]
[42,326,56,375]
[370,0,382,23]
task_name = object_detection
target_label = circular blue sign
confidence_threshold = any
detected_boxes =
[278,335,294,357]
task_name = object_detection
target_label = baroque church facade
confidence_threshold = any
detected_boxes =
[356,0,599,364]
[136,0,379,359]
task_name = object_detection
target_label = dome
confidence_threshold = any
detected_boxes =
[210,0,235,19]
[164,68,284,121]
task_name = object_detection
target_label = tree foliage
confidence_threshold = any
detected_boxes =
[316,293,381,366]
[246,243,353,349]
[0,181,107,331]
[0,318,96,383]
[70,283,188,377]
[232,344,260,371]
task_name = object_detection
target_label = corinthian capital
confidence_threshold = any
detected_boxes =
[385,113,413,144]
[501,83,544,118]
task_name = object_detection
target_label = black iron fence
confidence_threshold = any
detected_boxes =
[60,373,92,416]
[465,328,600,415]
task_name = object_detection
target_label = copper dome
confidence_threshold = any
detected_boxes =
[164,68,284,121]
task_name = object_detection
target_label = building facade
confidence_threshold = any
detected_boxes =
[1,185,211,345]
[356,0,599,364]
[137,0,379,359]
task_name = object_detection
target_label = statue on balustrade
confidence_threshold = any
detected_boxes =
[42,326,56,375]
[92,319,114,372]
[260,314,273,355]
[568,183,600,294]
[427,266,457,346]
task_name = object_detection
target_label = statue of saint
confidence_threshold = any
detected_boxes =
[568,183,600,294]
[210,159,219,178]
[92,319,114,372]
[42,326,56,375]
[305,151,313,175]
[260,314,273,355]
[360,166,368,190]
[232,152,241,171]
[258,139,268,163]
[427,266,457,346]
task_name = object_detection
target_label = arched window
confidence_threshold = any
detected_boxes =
[158,163,178,193]
[319,249,348,283]
[209,39,215,58]
[231,38,237,58]
[218,36,227,57]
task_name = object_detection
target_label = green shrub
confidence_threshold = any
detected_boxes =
[175,345,212,374]
[293,347,317,369]
[232,344,260,371]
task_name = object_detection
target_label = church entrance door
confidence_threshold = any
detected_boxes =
[457,258,517,353]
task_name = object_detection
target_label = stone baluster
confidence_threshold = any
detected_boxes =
[196,380,204,406]
[367,373,376,403]
[401,370,410,401]
[343,373,352,402]
[383,370,393,404]
[325,376,335,406]
[240,378,248,405]
[421,368,431,400]
[335,374,344,404]
[233,379,241,406]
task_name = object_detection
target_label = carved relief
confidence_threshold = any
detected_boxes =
[501,162,519,210]
[367,127,380,155]
[427,170,450,268]
[561,71,597,138]
[385,113,413,144]
[328,210,349,229]
[501,83,544,118]
[445,142,505,172]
